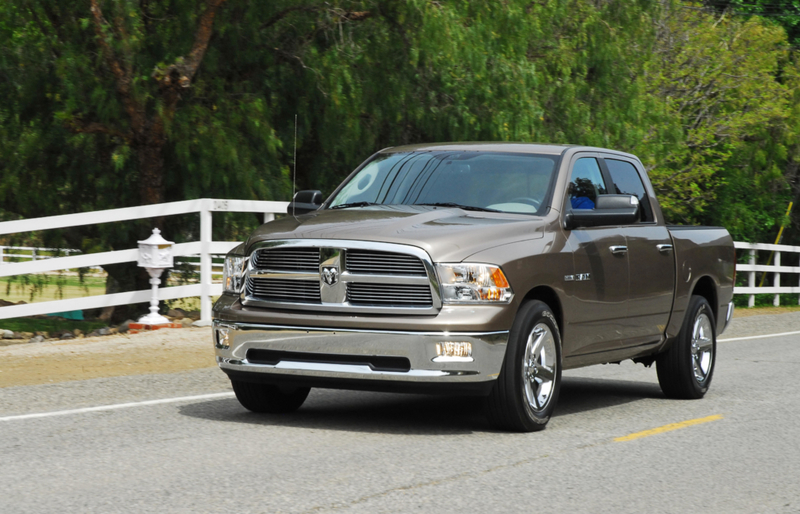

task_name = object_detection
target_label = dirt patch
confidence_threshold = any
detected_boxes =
[0,327,214,388]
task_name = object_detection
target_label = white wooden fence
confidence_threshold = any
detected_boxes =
[734,241,800,307]
[0,199,287,325]
[0,204,797,324]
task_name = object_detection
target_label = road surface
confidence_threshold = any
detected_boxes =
[0,314,798,513]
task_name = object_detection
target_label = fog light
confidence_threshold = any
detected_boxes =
[433,341,473,362]
[215,327,231,349]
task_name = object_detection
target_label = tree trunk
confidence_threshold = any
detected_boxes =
[138,141,165,207]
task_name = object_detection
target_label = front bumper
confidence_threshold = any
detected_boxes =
[213,321,508,394]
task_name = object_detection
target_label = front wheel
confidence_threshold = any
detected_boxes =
[231,380,310,413]
[656,295,716,399]
[487,300,562,432]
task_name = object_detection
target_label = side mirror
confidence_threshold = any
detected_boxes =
[287,190,323,215]
[563,194,640,230]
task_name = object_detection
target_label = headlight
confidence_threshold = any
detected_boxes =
[436,263,514,303]
[222,253,246,294]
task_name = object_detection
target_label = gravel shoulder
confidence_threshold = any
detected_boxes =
[721,310,799,339]
[0,308,794,389]
[0,327,213,388]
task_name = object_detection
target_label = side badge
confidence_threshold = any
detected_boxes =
[565,273,591,282]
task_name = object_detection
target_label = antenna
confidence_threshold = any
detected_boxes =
[292,114,298,217]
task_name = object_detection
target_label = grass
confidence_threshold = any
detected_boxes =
[0,317,108,334]
[2,274,106,303]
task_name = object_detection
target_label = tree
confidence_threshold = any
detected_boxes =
[702,0,800,46]
[3,0,800,293]
[641,2,793,236]
[0,0,288,315]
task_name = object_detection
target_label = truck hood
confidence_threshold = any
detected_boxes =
[246,205,545,262]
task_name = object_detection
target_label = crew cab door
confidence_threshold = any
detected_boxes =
[562,155,630,357]
[603,156,675,346]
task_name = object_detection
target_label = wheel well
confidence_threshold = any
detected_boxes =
[522,286,563,336]
[692,276,717,317]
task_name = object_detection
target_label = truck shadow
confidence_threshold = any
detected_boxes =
[556,377,664,417]
[179,377,663,434]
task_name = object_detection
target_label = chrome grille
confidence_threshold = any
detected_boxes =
[243,240,441,313]
[345,250,426,276]
[246,277,321,303]
[254,247,319,272]
[347,283,433,307]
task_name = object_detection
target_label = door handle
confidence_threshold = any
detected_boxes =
[657,244,674,253]
[609,245,628,255]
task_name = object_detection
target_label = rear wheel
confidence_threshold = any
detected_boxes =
[231,380,310,413]
[657,295,716,399]
[487,300,562,432]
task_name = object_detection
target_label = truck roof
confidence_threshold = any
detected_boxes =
[380,142,637,159]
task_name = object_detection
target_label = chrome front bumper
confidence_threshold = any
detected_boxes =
[213,321,508,390]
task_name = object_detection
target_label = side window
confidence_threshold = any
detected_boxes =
[605,159,653,222]
[569,158,607,210]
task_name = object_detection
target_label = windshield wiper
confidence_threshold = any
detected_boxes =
[414,202,501,213]
[329,201,378,210]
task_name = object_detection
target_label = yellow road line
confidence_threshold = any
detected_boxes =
[614,414,723,442]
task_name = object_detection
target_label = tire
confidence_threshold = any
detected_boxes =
[656,295,716,399]
[487,300,562,432]
[231,380,310,413]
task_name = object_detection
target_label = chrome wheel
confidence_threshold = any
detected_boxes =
[656,295,716,400]
[691,312,714,383]
[522,322,557,413]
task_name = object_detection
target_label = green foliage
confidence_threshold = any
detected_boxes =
[0,317,108,334]
[2,0,800,260]
[642,3,793,236]
[703,0,800,46]
[0,0,289,226]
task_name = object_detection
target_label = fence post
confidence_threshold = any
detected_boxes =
[774,251,781,307]
[199,200,213,325]
[31,248,36,261]
[263,212,275,224]
[748,249,756,308]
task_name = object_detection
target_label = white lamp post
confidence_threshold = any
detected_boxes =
[137,228,174,325]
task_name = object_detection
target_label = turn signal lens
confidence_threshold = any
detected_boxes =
[436,263,514,304]
[491,267,510,288]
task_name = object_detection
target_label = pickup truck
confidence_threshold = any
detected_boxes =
[213,143,735,432]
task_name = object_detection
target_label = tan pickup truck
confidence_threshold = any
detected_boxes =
[213,143,735,431]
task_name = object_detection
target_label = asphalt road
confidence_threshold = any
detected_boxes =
[1,322,799,513]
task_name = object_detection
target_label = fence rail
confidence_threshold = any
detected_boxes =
[0,246,82,264]
[2,246,225,276]
[0,199,287,324]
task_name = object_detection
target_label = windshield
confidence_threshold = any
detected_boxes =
[328,151,558,214]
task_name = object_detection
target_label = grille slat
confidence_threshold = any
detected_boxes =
[254,247,319,272]
[247,277,321,303]
[347,283,432,307]
[346,250,426,276]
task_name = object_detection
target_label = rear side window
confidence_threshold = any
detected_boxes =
[605,159,654,222]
